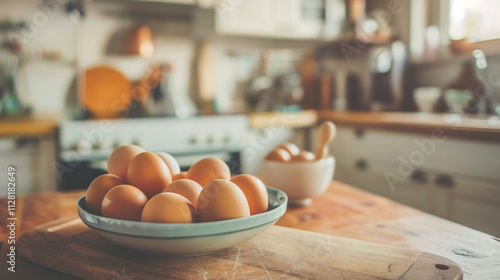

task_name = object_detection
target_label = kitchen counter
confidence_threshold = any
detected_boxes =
[0,114,59,137]
[1,181,499,279]
[319,111,500,142]
[3,111,499,140]
[248,110,318,129]
[0,111,317,138]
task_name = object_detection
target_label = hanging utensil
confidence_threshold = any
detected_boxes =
[124,25,154,58]
[64,0,86,119]
[0,39,23,116]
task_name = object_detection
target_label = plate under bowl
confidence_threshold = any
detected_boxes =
[77,187,287,256]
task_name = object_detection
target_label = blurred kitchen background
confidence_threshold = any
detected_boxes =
[1,0,499,235]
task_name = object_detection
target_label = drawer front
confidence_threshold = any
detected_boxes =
[331,126,500,182]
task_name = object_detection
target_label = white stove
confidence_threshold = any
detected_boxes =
[57,115,249,190]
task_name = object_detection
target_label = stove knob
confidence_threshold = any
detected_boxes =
[132,136,148,147]
[223,134,231,143]
[95,138,113,151]
[75,139,93,155]
[114,137,130,148]
[206,135,214,144]
[189,136,198,145]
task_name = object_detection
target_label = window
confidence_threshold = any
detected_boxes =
[449,0,500,42]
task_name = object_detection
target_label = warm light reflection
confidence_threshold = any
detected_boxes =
[449,0,500,42]
[140,41,154,58]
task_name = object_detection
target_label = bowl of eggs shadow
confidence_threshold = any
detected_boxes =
[259,142,336,206]
[77,186,287,256]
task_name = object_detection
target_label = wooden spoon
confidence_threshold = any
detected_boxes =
[314,121,336,160]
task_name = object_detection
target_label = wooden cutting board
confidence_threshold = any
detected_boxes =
[18,216,462,280]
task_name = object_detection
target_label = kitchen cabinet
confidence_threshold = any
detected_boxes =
[0,114,58,196]
[0,137,58,196]
[214,0,345,40]
[448,177,500,236]
[329,126,500,236]
[100,0,196,5]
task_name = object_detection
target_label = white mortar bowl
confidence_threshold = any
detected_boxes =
[259,157,335,206]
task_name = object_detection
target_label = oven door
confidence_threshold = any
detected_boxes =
[58,151,242,191]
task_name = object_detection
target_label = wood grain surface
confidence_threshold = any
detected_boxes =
[248,110,319,129]
[17,216,462,280]
[1,182,499,279]
[0,113,58,137]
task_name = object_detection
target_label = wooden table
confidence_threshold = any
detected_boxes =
[1,181,499,279]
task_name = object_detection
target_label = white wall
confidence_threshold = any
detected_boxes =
[2,1,326,117]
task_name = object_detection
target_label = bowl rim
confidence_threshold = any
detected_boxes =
[261,156,335,166]
[77,186,287,239]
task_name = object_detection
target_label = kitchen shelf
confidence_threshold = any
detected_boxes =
[315,33,398,57]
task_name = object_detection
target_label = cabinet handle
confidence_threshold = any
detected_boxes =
[354,128,365,138]
[410,169,427,183]
[355,159,368,171]
[16,137,40,149]
[435,174,455,189]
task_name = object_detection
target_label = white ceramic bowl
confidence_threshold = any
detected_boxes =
[259,157,335,206]
[77,187,287,256]
[414,87,441,113]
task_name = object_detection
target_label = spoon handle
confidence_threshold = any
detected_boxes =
[314,121,336,160]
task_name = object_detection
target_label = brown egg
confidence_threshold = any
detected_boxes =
[265,148,291,162]
[290,151,315,162]
[278,142,300,156]
[197,179,250,222]
[101,185,148,221]
[187,157,231,187]
[141,193,197,223]
[172,171,188,181]
[156,152,181,175]
[231,174,268,215]
[162,179,203,209]
[107,145,145,180]
[85,174,125,215]
[127,152,172,198]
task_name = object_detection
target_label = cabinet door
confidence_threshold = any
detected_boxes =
[335,158,432,213]
[331,126,500,182]
[215,0,323,39]
[451,197,500,236]
[446,177,500,236]
[0,137,57,196]
[216,0,283,37]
